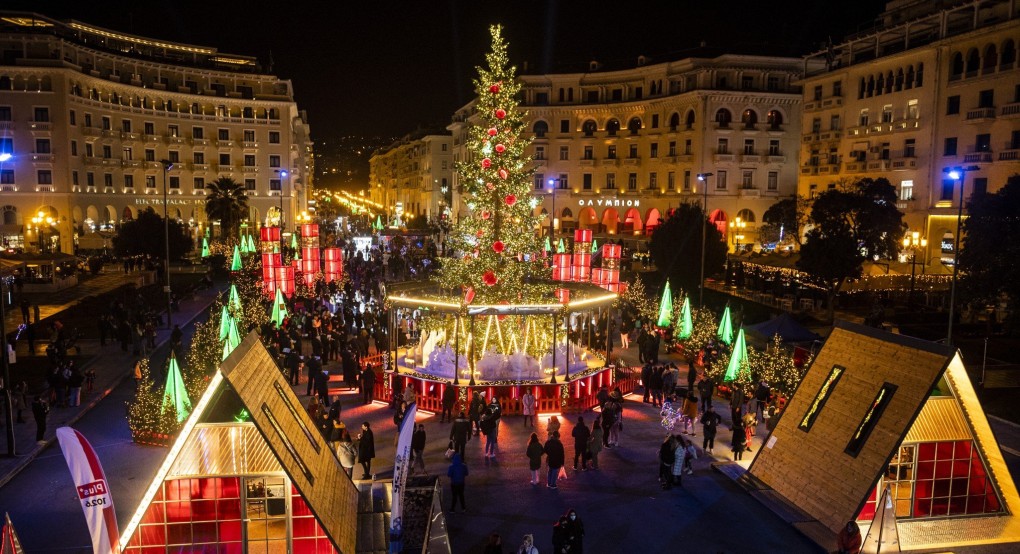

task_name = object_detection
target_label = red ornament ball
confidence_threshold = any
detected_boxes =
[498,168,509,180]
[504,194,517,206]
[480,210,491,220]
[464,286,476,304]
[476,229,485,238]
[495,109,506,119]
[487,127,498,137]
[482,270,498,287]
[492,240,505,253]
[481,158,492,169]
[489,83,500,94]
[494,144,506,154]
[486,182,495,191]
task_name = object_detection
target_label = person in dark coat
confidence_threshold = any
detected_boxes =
[469,392,485,435]
[357,422,375,479]
[450,411,472,460]
[564,509,585,554]
[641,363,653,403]
[361,364,376,404]
[314,368,331,407]
[700,405,722,453]
[286,351,302,386]
[552,515,570,554]
[411,423,427,474]
[446,453,469,512]
[32,395,49,443]
[571,416,591,471]
[526,432,544,485]
[543,431,565,489]
[441,385,457,423]
[306,356,320,396]
[698,377,715,412]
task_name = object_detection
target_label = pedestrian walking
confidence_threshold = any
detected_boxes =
[659,435,676,489]
[571,416,590,471]
[546,414,561,439]
[361,364,376,404]
[526,432,544,485]
[446,453,468,512]
[336,430,357,477]
[411,423,427,474]
[357,422,375,479]
[564,509,585,554]
[671,436,687,487]
[32,395,49,444]
[521,389,535,428]
[698,377,715,412]
[588,417,603,470]
[441,385,456,423]
[681,390,699,435]
[543,431,565,489]
[732,415,747,461]
[450,410,471,460]
[552,515,570,554]
[469,392,485,436]
[700,405,722,453]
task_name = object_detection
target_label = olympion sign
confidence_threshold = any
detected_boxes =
[576,198,640,207]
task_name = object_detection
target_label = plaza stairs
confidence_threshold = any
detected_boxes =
[355,480,391,554]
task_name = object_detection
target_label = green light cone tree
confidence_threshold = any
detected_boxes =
[718,305,734,345]
[230,244,242,271]
[435,25,545,302]
[201,237,210,258]
[271,288,289,327]
[162,352,192,423]
[723,327,750,383]
[674,306,718,366]
[228,284,243,314]
[656,280,674,328]
[676,295,693,340]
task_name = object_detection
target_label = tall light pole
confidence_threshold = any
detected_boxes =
[1,276,15,456]
[160,160,174,329]
[30,211,54,253]
[696,172,713,307]
[943,165,979,346]
[729,217,746,252]
[902,231,927,308]
[546,178,559,238]
[275,169,289,230]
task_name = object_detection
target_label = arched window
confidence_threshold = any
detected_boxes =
[950,52,964,77]
[966,48,980,75]
[714,109,732,128]
[983,44,998,73]
[605,118,621,136]
[668,112,680,131]
[859,77,866,99]
[876,73,885,95]
[560,207,573,219]
[627,117,642,135]
[894,69,904,91]
[916,62,924,86]
[532,120,549,138]
[685,110,695,129]
[766,110,784,130]
[866,76,875,97]
[885,70,894,94]
[1002,39,1017,68]
[1,206,17,226]
[741,109,758,129]
[581,120,597,137]
[905,66,915,89]
[736,208,756,224]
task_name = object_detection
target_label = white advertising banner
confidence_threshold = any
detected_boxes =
[56,427,119,554]
[388,401,417,553]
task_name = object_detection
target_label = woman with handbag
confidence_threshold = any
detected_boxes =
[336,430,357,477]
[526,433,544,485]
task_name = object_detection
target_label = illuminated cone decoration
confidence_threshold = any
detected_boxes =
[271,288,288,328]
[677,296,693,340]
[718,305,734,346]
[230,244,242,271]
[656,280,674,328]
[162,352,191,422]
[228,284,242,314]
[218,305,232,340]
[723,327,749,383]
[200,237,209,258]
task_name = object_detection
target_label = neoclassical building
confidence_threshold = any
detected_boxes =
[0,12,313,253]
[446,53,805,250]
[799,0,1020,265]
[368,132,453,223]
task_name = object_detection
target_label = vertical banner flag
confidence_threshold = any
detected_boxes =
[389,401,418,553]
[56,427,120,554]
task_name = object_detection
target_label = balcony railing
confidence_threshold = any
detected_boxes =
[965,108,997,121]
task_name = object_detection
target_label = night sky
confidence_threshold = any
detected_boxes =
[6,0,889,139]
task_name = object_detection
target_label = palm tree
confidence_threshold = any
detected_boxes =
[205,177,248,239]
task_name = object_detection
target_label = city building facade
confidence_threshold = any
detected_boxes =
[799,0,1020,266]
[0,13,313,253]
[447,54,805,251]
[368,132,452,224]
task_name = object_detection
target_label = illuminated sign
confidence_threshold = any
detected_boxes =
[845,383,897,457]
[134,198,197,206]
[577,198,641,207]
[799,365,845,432]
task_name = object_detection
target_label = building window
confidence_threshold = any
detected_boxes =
[104,173,113,187]
[534,146,545,160]
[627,173,637,190]
[860,109,869,126]
[145,149,155,162]
[976,133,991,152]
[243,130,256,143]
[684,139,692,155]
[269,131,280,144]
[34,107,50,122]
[606,173,616,190]
[799,366,845,432]
[167,124,178,137]
[84,113,93,128]
[583,146,593,160]
[716,170,728,189]
[743,139,755,155]
[193,126,204,139]
[37,170,52,184]
[35,138,51,154]
[71,171,78,186]
[220,153,232,165]
[122,174,132,188]
[145,175,155,188]
[217,129,229,141]
[103,145,113,159]
[533,174,544,190]
[946,95,960,115]
[941,179,956,201]
[767,76,780,91]
[123,147,133,160]
[717,138,729,154]
[833,81,842,97]
[651,114,659,129]
[768,140,781,156]
[582,173,593,190]
[194,177,205,189]
[767,171,778,191]
[68,110,76,125]
[649,172,657,189]
[560,119,570,133]
[581,120,597,137]
[0,169,13,184]
[86,172,95,187]
[741,170,753,189]
[683,170,691,191]
[168,150,180,163]
[70,141,77,156]
[269,155,281,168]
[143,121,154,135]
[558,173,568,189]
[904,139,916,158]
[812,118,822,133]
[628,144,638,158]
[944,138,958,156]
[978,89,994,108]
[881,105,893,123]
[830,114,841,130]
[166,176,180,189]
[121,119,132,133]
[650,143,658,158]
[607,145,617,159]
[973,177,988,197]
[193,152,205,164]
[813,85,823,100]
[715,109,732,128]
[845,383,897,457]
[559,146,569,161]
[667,172,675,190]
[668,141,677,156]
[900,180,914,200]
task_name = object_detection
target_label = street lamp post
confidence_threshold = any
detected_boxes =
[696,172,713,307]
[30,211,54,253]
[729,217,746,252]
[943,165,979,345]
[1,276,15,456]
[902,231,927,308]
[160,160,174,329]
[546,179,559,238]
[276,169,289,230]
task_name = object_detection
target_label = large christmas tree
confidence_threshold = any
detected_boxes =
[436,25,546,303]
